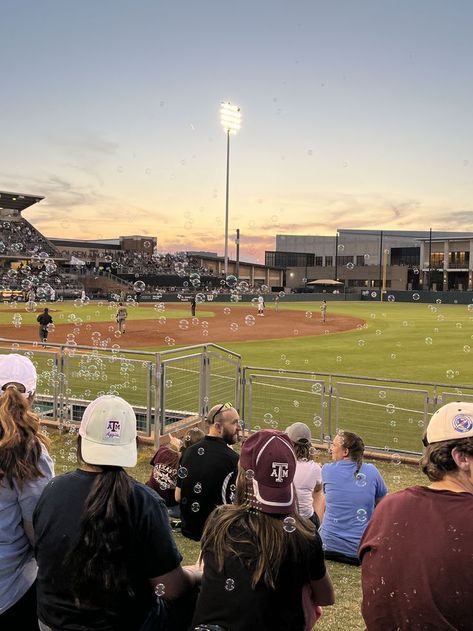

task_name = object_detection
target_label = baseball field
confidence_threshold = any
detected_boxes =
[0,298,472,383]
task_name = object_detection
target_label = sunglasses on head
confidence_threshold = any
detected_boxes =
[209,402,233,424]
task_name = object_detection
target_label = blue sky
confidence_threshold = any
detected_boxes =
[2,0,473,262]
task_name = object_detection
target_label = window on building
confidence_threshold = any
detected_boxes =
[430,252,445,269]
[356,255,365,266]
[315,256,323,266]
[449,251,469,268]
[265,251,315,267]
[337,256,354,266]
[325,256,333,267]
[390,247,420,267]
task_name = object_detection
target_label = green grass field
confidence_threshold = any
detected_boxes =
[4,299,472,454]
[3,299,473,382]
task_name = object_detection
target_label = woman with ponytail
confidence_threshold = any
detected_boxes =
[33,395,200,631]
[0,354,54,629]
[319,431,387,565]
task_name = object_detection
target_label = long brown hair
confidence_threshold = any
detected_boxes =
[339,431,364,477]
[201,465,315,589]
[0,386,49,489]
[65,436,134,604]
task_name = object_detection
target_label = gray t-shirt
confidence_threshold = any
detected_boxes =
[0,446,54,613]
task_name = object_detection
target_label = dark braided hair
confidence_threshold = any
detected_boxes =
[338,431,365,477]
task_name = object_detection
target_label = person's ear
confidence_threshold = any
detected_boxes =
[451,448,471,471]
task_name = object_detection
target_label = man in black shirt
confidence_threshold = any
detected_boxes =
[176,403,240,540]
[36,308,53,345]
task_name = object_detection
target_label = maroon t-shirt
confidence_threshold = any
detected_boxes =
[146,446,180,507]
[359,486,473,630]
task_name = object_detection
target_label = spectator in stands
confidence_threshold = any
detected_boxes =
[36,308,53,346]
[192,429,335,630]
[33,395,201,631]
[360,402,473,630]
[0,354,54,629]
[319,431,387,565]
[286,422,323,528]
[176,403,240,541]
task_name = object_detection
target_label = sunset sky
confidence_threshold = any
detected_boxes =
[2,0,473,262]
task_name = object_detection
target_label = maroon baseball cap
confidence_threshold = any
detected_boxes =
[240,429,296,515]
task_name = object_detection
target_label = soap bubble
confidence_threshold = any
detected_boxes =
[355,472,367,487]
[133,280,146,293]
[225,578,235,591]
[177,467,188,479]
[356,508,367,523]
[226,275,238,288]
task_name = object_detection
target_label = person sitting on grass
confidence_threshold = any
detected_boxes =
[360,402,473,630]
[0,354,54,630]
[147,428,204,520]
[33,395,201,631]
[318,431,387,565]
[192,429,335,631]
[286,422,323,528]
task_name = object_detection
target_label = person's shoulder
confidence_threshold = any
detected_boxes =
[40,469,79,494]
[362,462,383,476]
[132,477,166,506]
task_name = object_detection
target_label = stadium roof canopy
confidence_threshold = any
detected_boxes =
[0,191,44,212]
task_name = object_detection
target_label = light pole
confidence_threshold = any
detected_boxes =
[220,102,241,277]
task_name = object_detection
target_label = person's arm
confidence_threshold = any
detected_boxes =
[175,486,181,502]
[23,520,35,546]
[313,487,325,522]
[149,564,201,601]
[310,573,335,606]
[312,483,323,516]
[374,468,388,505]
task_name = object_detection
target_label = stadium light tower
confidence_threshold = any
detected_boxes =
[220,102,242,276]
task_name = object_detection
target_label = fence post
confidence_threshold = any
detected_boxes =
[326,374,334,441]
[235,356,242,415]
[200,346,210,419]
[145,361,152,437]
[154,352,163,448]
[55,347,64,425]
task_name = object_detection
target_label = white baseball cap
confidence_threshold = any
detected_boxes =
[79,395,138,467]
[286,422,312,444]
[0,353,37,397]
[426,402,473,444]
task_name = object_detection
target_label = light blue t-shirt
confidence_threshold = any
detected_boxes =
[0,446,54,613]
[320,460,387,558]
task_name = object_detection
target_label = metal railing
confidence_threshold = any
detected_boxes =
[1,340,471,455]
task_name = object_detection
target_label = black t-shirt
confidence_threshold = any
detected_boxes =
[176,436,239,541]
[37,313,53,326]
[33,469,182,631]
[192,519,327,631]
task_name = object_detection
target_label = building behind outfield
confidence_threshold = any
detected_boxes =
[266,229,473,291]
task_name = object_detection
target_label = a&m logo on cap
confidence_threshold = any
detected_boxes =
[452,414,473,434]
[105,419,122,439]
[271,462,289,483]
